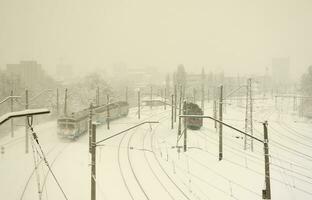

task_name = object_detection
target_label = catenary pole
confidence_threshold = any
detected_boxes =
[10,90,14,137]
[25,89,29,153]
[183,101,187,152]
[171,94,174,129]
[219,85,223,161]
[90,124,96,200]
[263,121,271,200]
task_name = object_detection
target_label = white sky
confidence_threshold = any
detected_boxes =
[0,0,312,79]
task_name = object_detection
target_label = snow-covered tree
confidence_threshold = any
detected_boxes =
[301,65,312,95]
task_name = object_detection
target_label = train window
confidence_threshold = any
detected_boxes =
[67,124,75,129]
[58,122,75,129]
[58,123,67,129]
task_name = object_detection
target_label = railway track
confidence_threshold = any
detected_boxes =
[117,109,169,199]
[19,142,70,200]
[149,117,192,200]
[142,117,176,200]
[38,143,72,199]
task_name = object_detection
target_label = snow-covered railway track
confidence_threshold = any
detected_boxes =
[117,110,169,199]
[38,143,72,199]
[148,119,192,200]
[19,142,70,200]
[141,118,176,200]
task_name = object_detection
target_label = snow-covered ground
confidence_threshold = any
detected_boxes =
[1,99,312,200]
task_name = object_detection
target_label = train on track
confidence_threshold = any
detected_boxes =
[184,102,203,130]
[57,101,129,139]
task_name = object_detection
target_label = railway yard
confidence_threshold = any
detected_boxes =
[1,99,312,200]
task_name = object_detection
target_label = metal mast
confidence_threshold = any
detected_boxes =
[244,78,254,151]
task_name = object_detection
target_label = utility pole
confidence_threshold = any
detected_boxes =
[262,121,271,200]
[10,90,14,137]
[171,94,174,129]
[89,103,93,153]
[178,88,182,136]
[56,88,59,116]
[244,78,254,151]
[25,89,29,153]
[174,85,177,122]
[90,124,96,200]
[219,85,223,161]
[138,90,140,119]
[64,88,68,116]
[150,86,153,109]
[107,94,110,130]
[213,100,217,129]
[183,101,187,152]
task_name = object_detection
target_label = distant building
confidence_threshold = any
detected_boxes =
[6,61,53,91]
[271,57,291,93]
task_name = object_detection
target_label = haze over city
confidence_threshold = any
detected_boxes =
[1,0,312,79]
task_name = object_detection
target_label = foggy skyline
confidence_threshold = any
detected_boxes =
[1,0,312,80]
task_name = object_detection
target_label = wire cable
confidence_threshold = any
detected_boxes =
[27,117,69,200]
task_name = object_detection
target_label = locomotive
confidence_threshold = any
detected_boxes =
[183,102,203,130]
[57,101,129,139]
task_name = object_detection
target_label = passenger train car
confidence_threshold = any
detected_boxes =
[57,101,129,139]
[183,102,203,130]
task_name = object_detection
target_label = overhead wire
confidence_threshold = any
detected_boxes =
[27,116,69,200]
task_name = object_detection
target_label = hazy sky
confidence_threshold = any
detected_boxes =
[1,0,312,79]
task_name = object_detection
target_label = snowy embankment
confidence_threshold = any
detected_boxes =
[1,100,312,200]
